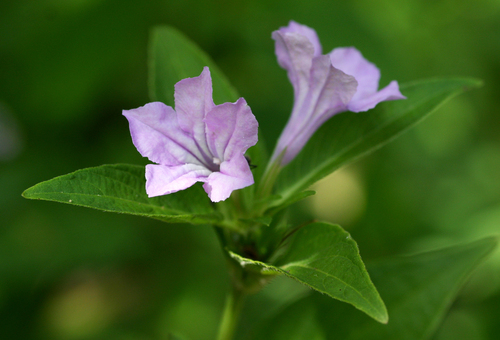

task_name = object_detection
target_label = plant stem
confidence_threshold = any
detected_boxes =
[216,285,246,340]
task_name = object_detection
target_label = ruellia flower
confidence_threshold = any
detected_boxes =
[123,67,258,202]
[271,21,406,165]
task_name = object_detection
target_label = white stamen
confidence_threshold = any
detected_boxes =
[213,157,221,165]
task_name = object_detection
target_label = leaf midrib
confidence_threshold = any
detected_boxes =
[284,263,379,314]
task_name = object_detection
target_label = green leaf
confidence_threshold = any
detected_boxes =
[334,237,498,340]
[22,164,220,224]
[229,222,388,323]
[252,237,497,340]
[149,26,239,105]
[274,78,482,207]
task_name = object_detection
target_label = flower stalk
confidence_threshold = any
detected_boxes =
[216,284,247,340]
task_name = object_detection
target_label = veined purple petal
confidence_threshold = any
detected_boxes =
[145,163,211,197]
[280,21,322,56]
[329,47,380,98]
[272,55,357,165]
[205,98,258,162]
[174,67,215,164]
[307,55,358,124]
[347,80,404,112]
[272,29,314,107]
[123,102,205,166]
[329,47,406,112]
[203,154,254,202]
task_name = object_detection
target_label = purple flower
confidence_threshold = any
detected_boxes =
[271,21,406,165]
[123,67,258,202]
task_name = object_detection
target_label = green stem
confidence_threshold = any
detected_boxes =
[254,149,286,213]
[216,285,246,340]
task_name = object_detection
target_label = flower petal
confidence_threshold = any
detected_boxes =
[174,66,215,164]
[272,28,315,107]
[145,163,211,197]
[273,55,357,165]
[204,98,258,162]
[280,21,322,56]
[329,47,380,96]
[308,55,358,123]
[123,102,205,166]
[329,47,406,112]
[203,154,254,202]
[347,80,405,112]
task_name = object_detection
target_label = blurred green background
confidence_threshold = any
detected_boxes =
[1,0,500,339]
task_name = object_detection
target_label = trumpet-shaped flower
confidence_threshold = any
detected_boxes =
[271,21,406,165]
[123,67,258,202]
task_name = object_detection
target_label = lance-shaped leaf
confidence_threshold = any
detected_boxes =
[22,164,220,224]
[333,236,498,340]
[229,222,387,323]
[248,237,497,340]
[273,78,482,208]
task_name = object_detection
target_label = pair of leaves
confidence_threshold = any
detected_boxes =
[247,237,497,340]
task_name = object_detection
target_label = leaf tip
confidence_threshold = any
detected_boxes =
[378,310,389,324]
[21,187,34,199]
[370,300,389,324]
